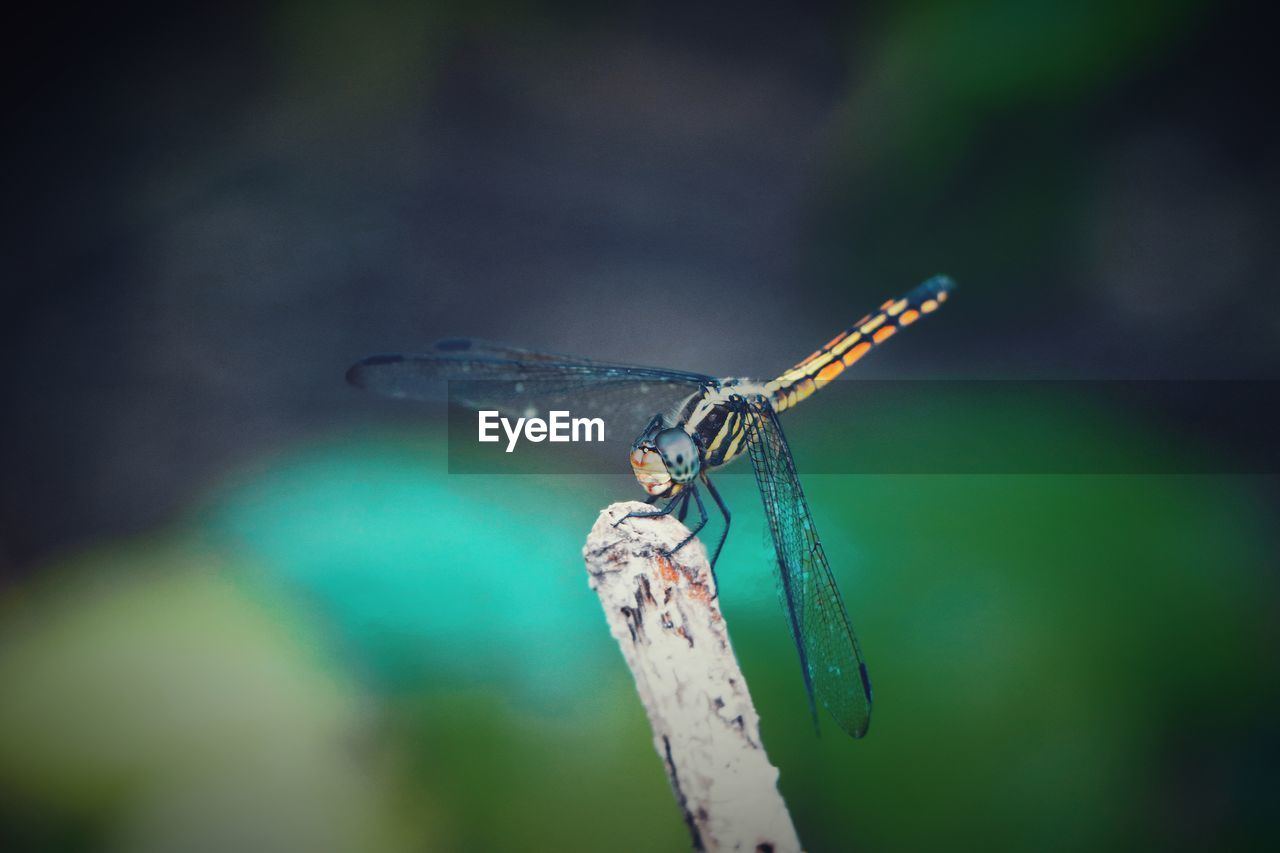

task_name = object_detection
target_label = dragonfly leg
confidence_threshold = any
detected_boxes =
[614,491,686,527]
[703,474,731,572]
[668,486,709,556]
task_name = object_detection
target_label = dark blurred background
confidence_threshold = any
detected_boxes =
[2,1,1277,850]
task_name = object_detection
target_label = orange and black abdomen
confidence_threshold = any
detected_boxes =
[766,275,954,412]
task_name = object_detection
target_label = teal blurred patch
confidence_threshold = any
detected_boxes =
[198,428,623,704]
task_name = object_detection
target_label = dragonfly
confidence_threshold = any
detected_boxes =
[347,275,954,738]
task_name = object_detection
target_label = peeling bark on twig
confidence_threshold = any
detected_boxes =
[584,501,802,853]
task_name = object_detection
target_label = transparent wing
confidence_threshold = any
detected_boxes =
[743,397,873,738]
[347,343,716,432]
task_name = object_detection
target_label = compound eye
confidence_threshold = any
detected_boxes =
[655,428,700,483]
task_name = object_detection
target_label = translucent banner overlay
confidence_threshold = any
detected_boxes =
[444,380,1279,474]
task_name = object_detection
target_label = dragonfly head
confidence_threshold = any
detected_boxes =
[630,415,700,495]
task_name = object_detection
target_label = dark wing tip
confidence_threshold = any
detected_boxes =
[827,671,873,739]
[346,353,404,388]
[853,661,874,738]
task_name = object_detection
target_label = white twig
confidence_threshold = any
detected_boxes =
[584,501,802,853]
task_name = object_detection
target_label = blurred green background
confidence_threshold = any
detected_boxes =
[3,1,1277,850]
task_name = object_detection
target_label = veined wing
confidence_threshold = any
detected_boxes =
[743,396,873,738]
[347,343,716,430]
